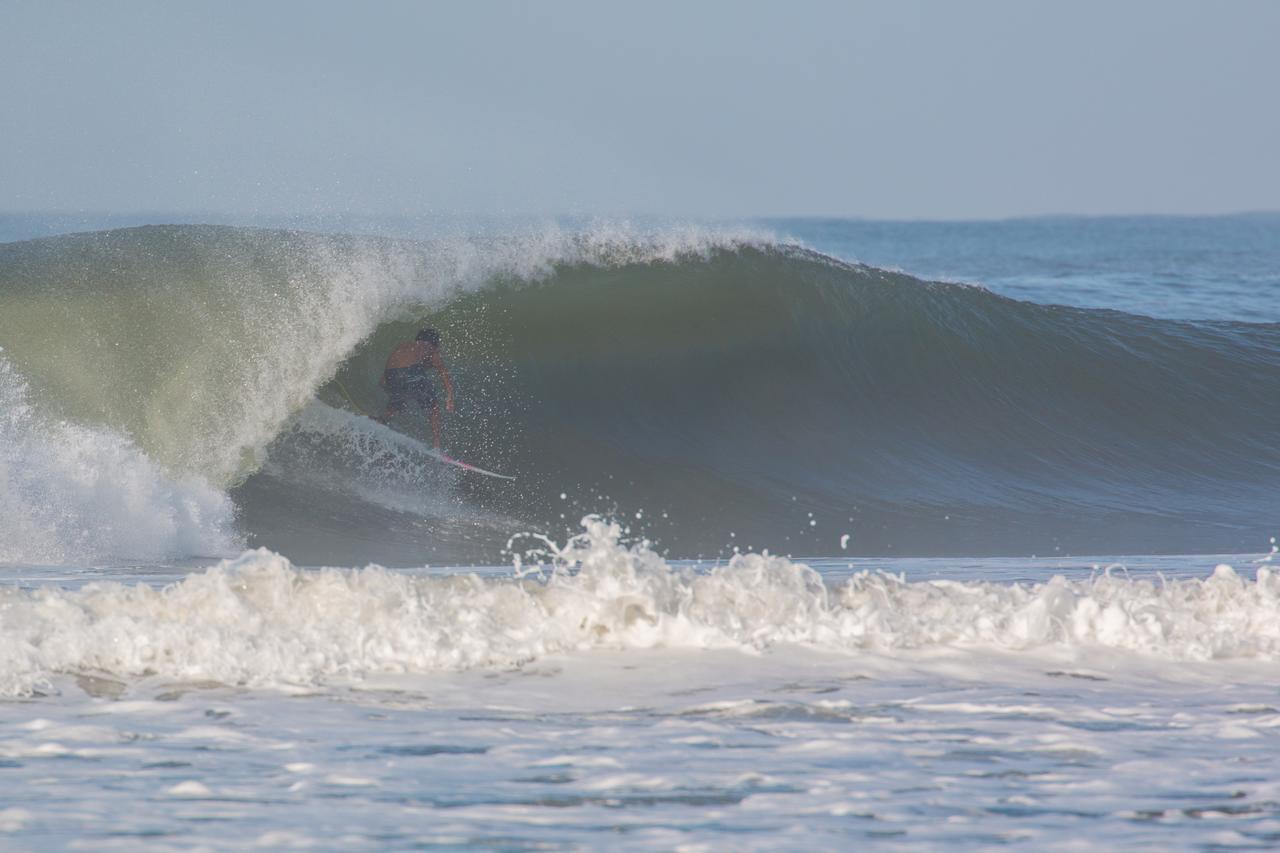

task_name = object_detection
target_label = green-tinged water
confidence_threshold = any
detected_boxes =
[3,220,1279,566]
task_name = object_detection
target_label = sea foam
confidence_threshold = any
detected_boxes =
[0,356,236,565]
[4,518,1279,698]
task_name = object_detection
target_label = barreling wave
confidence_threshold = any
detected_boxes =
[1,223,1278,565]
[4,519,1280,698]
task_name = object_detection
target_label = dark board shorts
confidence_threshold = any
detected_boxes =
[384,365,437,409]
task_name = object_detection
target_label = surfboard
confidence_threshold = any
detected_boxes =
[432,451,516,480]
[360,412,516,480]
[312,400,516,480]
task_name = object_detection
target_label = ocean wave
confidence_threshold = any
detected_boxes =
[2,223,1279,564]
[0,223,768,486]
[4,519,1279,698]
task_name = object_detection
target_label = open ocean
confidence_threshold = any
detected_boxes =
[2,212,1279,848]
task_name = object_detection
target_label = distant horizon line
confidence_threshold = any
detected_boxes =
[1,208,1278,226]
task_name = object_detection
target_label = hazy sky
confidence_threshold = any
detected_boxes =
[3,0,1278,219]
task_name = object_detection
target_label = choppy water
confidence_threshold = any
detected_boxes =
[2,213,1279,848]
[777,214,1280,323]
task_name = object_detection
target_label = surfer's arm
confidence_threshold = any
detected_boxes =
[431,350,455,412]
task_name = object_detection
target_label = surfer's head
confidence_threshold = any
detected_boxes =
[416,328,441,348]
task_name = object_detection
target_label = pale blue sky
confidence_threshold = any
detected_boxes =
[3,0,1278,218]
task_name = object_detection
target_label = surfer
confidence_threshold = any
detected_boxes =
[375,328,455,449]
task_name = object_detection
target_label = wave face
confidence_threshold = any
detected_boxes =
[4,520,1280,697]
[1,224,1278,564]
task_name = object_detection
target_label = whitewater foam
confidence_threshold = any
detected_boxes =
[0,356,236,565]
[4,518,1279,698]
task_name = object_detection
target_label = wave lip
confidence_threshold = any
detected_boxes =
[5,520,1280,698]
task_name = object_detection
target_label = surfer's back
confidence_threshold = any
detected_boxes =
[384,340,432,369]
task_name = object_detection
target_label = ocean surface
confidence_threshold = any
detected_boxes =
[2,213,1279,848]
